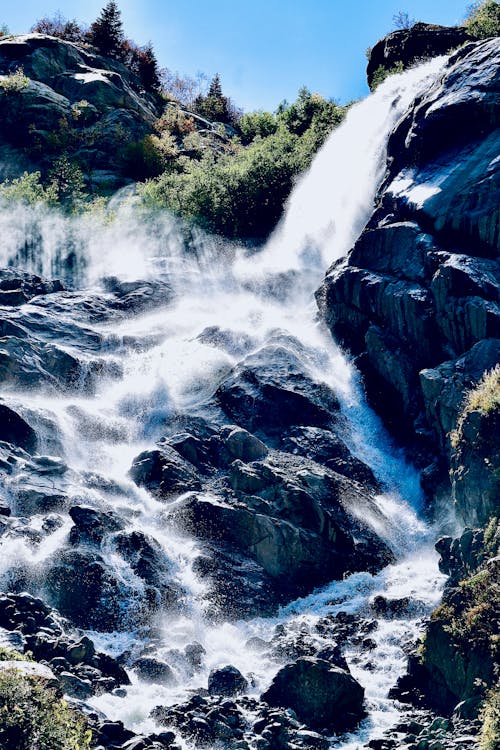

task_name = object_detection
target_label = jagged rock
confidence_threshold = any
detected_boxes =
[69,505,124,545]
[261,657,365,732]
[0,34,159,182]
[317,37,500,509]
[216,341,340,435]
[0,404,37,453]
[367,23,471,89]
[208,665,248,697]
[129,446,201,499]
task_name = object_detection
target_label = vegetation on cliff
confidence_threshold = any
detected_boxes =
[0,647,91,750]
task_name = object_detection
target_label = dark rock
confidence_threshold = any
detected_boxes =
[216,341,340,435]
[129,446,201,499]
[133,657,176,685]
[0,404,37,453]
[45,548,126,631]
[367,23,471,89]
[69,505,123,545]
[59,670,93,699]
[261,658,365,732]
[208,665,248,697]
[371,595,412,618]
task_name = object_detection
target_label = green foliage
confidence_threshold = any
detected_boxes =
[138,87,346,238]
[430,562,499,657]
[370,61,405,91]
[0,669,91,750]
[238,111,278,145]
[121,135,166,180]
[450,365,500,448]
[0,67,30,93]
[0,171,57,205]
[465,1,500,39]
[48,156,86,208]
[479,688,500,750]
[0,646,31,662]
[89,1,124,58]
[193,73,239,126]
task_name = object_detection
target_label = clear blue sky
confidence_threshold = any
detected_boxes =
[2,1,469,110]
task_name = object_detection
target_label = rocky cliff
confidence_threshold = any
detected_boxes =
[317,37,500,523]
[0,34,159,188]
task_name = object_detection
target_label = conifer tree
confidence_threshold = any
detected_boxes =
[88,1,124,58]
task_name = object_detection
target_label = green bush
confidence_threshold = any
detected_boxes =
[0,67,30,93]
[0,668,91,750]
[0,171,57,205]
[370,61,405,91]
[479,688,500,750]
[465,1,500,39]
[450,365,500,448]
[138,88,346,239]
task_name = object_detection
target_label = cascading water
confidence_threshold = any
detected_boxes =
[0,57,452,748]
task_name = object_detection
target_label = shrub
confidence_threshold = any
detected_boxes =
[0,668,91,750]
[0,67,30,93]
[121,135,166,180]
[450,365,500,448]
[370,61,405,90]
[0,171,57,205]
[479,688,500,750]
[238,111,278,145]
[465,1,500,39]
[31,12,86,42]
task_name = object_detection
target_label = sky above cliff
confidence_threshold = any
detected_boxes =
[3,0,468,111]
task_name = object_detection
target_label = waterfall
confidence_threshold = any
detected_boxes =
[0,56,449,747]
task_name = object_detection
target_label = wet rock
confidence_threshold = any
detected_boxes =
[69,505,124,545]
[0,404,37,453]
[221,426,269,462]
[133,657,176,685]
[261,657,365,732]
[45,549,125,631]
[129,446,201,499]
[371,595,412,618]
[216,341,340,435]
[208,665,248,697]
[59,670,93,699]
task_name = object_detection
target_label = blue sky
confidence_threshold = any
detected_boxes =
[2,1,469,110]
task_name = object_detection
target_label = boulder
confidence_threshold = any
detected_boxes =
[133,657,176,685]
[216,342,340,435]
[367,23,471,89]
[68,505,124,545]
[208,665,248,697]
[261,658,365,732]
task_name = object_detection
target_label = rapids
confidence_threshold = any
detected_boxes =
[0,56,453,747]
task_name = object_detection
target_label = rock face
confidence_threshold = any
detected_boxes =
[317,38,500,514]
[261,657,365,732]
[367,23,471,89]
[0,34,159,185]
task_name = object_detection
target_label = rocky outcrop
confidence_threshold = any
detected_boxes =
[261,657,365,732]
[0,34,160,186]
[317,38,500,509]
[367,23,471,89]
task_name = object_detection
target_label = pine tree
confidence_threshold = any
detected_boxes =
[136,43,161,93]
[88,1,124,58]
[208,73,223,99]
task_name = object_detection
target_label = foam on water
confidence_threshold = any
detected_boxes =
[0,55,450,747]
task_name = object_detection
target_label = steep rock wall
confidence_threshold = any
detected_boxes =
[317,38,500,522]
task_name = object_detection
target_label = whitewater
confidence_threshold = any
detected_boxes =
[0,57,452,747]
